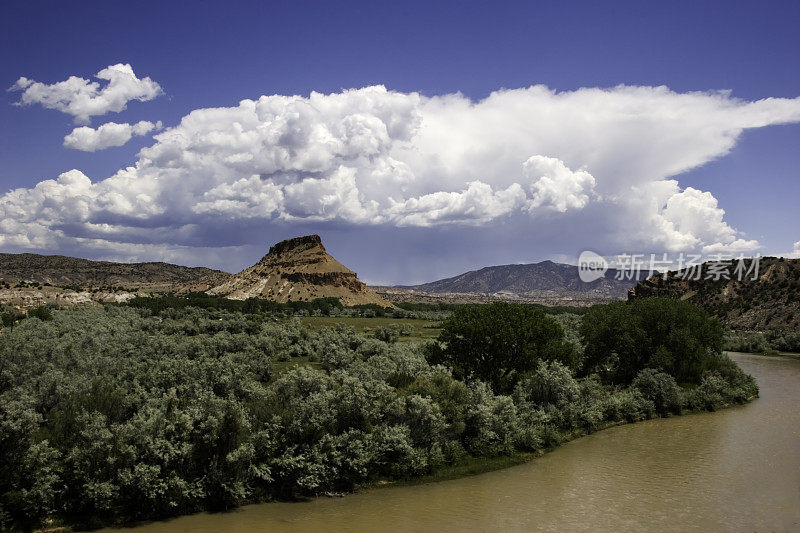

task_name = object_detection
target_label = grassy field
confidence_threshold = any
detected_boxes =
[295,316,442,342]
[272,355,322,374]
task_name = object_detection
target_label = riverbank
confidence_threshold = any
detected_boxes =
[357,393,757,493]
[725,347,800,359]
[91,408,740,533]
[70,383,756,533]
[4,302,756,531]
[73,369,762,531]
[100,353,790,533]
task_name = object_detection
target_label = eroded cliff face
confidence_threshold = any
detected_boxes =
[0,253,232,310]
[208,235,393,307]
[0,286,138,310]
[628,257,800,330]
[0,253,230,291]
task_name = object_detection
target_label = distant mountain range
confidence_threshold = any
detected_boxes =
[4,246,794,325]
[629,256,800,330]
[0,253,230,292]
[380,261,645,303]
[2,248,642,309]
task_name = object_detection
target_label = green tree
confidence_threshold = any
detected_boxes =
[580,298,724,384]
[428,302,574,393]
[26,306,53,322]
[1,309,23,332]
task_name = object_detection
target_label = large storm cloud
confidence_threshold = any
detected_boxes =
[2,79,800,281]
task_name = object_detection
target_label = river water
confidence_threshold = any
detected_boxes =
[109,353,800,532]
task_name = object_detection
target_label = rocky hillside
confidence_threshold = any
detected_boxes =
[0,253,231,292]
[628,256,800,330]
[208,235,393,307]
[397,261,643,301]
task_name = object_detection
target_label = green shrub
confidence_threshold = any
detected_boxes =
[513,360,579,408]
[603,389,653,422]
[723,330,770,353]
[632,368,681,415]
[463,382,518,456]
[26,306,53,321]
[374,324,400,343]
[684,372,727,411]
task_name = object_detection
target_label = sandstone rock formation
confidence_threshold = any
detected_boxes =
[208,235,392,307]
[628,256,800,330]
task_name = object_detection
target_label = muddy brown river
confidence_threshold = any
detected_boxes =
[107,353,800,532]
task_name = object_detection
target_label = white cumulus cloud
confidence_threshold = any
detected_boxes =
[782,240,800,259]
[387,181,527,226]
[662,186,759,253]
[63,120,162,151]
[523,155,596,212]
[9,64,163,123]
[2,84,800,272]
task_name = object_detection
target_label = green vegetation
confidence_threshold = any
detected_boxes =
[395,300,592,316]
[394,302,464,313]
[724,328,800,355]
[125,294,451,321]
[427,302,575,393]
[1,305,52,333]
[126,294,347,315]
[0,308,23,332]
[0,297,758,530]
[297,316,439,343]
[580,298,725,384]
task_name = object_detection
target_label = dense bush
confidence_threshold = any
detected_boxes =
[724,330,773,354]
[631,369,681,415]
[25,305,54,322]
[551,313,585,368]
[580,298,724,384]
[766,330,800,352]
[127,294,345,316]
[0,302,758,530]
[0,307,23,332]
[724,329,800,354]
[427,302,575,393]
[373,324,400,343]
[602,389,653,423]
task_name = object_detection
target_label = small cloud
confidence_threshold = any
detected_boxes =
[63,120,162,152]
[781,240,800,259]
[9,63,162,123]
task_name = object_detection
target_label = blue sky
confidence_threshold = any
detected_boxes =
[1,0,799,283]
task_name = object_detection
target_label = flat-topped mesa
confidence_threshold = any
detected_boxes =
[254,234,351,272]
[267,234,325,257]
[208,234,392,307]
